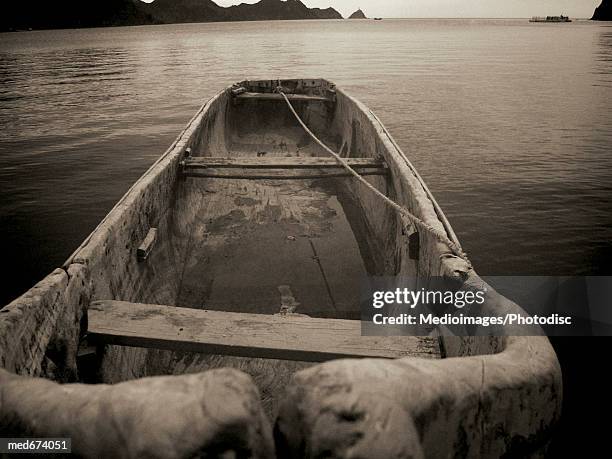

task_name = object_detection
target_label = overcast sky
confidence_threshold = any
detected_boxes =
[211,1,602,19]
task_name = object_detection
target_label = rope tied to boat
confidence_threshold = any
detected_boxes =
[276,88,472,266]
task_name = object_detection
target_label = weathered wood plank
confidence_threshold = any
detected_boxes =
[181,157,388,179]
[183,157,385,169]
[88,301,439,362]
[235,92,332,102]
[137,228,157,262]
[183,169,387,180]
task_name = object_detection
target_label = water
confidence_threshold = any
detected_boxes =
[1,18,611,455]
[0,19,611,306]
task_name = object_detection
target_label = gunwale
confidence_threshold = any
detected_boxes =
[62,92,218,269]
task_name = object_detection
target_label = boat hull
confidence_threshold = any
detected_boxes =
[0,79,561,458]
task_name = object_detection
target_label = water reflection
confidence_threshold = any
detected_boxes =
[595,29,612,80]
[0,20,611,305]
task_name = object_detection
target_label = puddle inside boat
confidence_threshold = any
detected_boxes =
[173,176,372,320]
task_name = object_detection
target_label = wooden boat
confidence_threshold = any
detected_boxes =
[0,79,561,458]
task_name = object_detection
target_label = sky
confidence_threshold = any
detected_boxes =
[210,1,603,19]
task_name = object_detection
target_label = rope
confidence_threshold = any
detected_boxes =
[277,88,471,265]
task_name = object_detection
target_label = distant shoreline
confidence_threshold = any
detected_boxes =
[2,17,597,34]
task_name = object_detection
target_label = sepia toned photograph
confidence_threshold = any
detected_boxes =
[1,1,611,457]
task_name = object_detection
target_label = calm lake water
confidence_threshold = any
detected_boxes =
[1,19,611,305]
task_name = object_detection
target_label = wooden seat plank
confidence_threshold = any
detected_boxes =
[182,170,387,180]
[183,157,386,169]
[181,157,388,179]
[235,92,332,102]
[87,300,440,362]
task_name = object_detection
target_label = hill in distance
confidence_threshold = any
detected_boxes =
[592,0,612,20]
[2,0,155,31]
[2,0,343,31]
[348,9,367,19]
[140,0,341,23]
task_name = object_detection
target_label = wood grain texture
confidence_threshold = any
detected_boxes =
[182,156,388,179]
[0,264,90,380]
[236,92,332,102]
[137,227,157,262]
[182,170,387,179]
[183,157,385,169]
[88,300,440,362]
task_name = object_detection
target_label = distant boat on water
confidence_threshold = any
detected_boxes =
[530,15,572,23]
